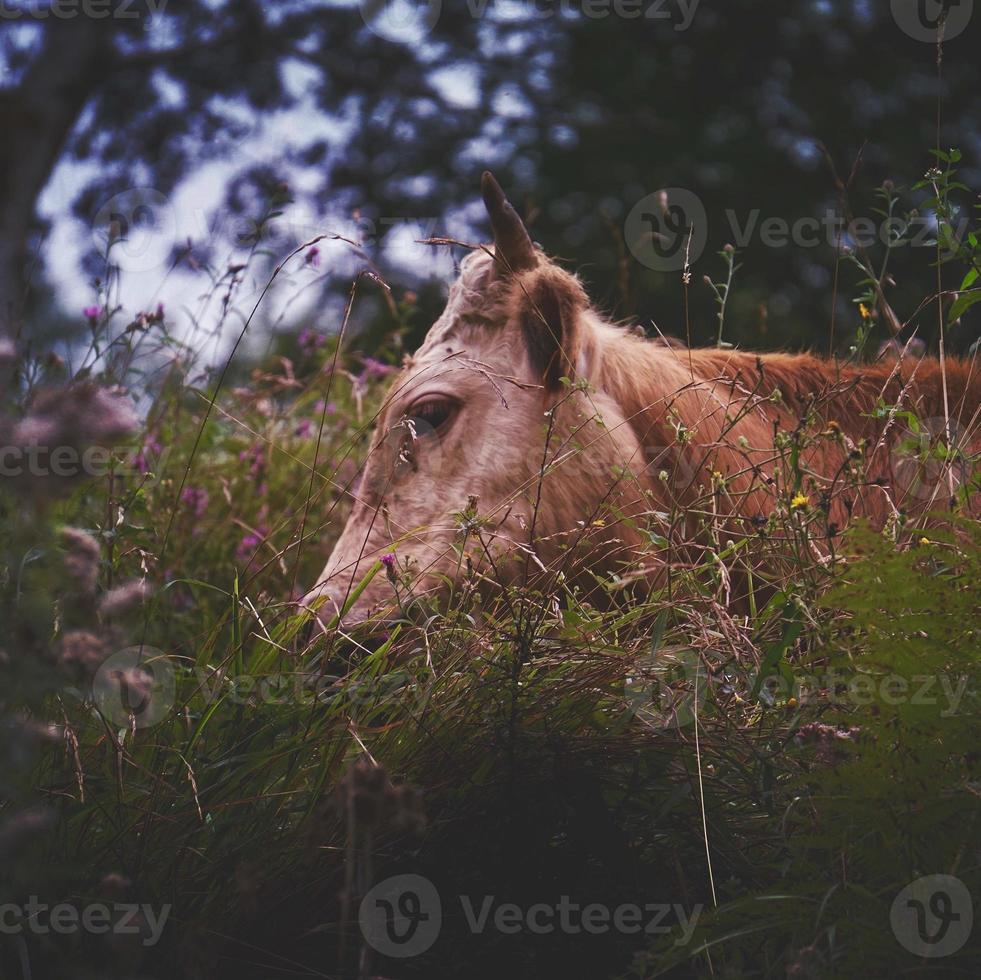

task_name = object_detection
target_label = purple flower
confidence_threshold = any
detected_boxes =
[135,435,163,475]
[360,356,397,381]
[239,445,266,478]
[298,328,326,355]
[180,486,210,519]
[305,245,322,268]
[295,419,314,438]
[99,580,150,618]
[380,552,397,581]
[236,526,268,564]
[83,305,103,323]
[314,400,337,416]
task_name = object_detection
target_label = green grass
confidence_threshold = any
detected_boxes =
[2,166,980,979]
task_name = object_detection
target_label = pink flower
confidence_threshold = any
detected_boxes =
[238,445,266,478]
[236,526,268,564]
[180,486,210,519]
[295,419,314,438]
[298,328,326,355]
[83,305,103,324]
[361,356,396,381]
[135,435,163,475]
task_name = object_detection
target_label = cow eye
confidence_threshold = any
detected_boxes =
[406,398,457,435]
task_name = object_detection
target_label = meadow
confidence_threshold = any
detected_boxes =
[1,157,980,980]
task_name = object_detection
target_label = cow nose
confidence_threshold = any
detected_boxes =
[298,602,399,656]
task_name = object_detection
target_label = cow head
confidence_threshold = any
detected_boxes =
[304,173,650,625]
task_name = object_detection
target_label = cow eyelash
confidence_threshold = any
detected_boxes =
[405,398,457,434]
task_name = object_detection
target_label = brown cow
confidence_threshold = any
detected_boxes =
[305,174,980,623]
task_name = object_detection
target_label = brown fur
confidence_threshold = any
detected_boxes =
[306,247,980,623]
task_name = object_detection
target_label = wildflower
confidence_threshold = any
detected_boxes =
[236,527,268,564]
[0,808,56,858]
[305,245,322,268]
[180,486,210,519]
[824,419,840,434]
[12,383,137,496]
[360,356,397,381]
[99,581,150,618]
[298,328,326,355]
[314,400,337,416]
[294,418,314,438]
[239,445,266,479]
[59,630,106,677]
[106,667,155,714]
[83,305,103,325]
[919,537,930,546]
[99,873,132,900]
[790,493,809,510]
[61,527,101,594]
[858,303,872,319]
[591,518,607,528]
[380,552,397,582]
[134,435,163,475]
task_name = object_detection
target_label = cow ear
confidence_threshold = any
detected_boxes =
[516,269,584,393]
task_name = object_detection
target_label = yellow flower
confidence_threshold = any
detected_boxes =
[790,492,809,510]
[859,303,872,319]
[592,518,607,528]
[919,537,930,546]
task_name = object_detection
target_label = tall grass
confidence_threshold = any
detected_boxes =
[1,160,980,980]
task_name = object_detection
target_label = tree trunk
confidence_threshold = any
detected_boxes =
[0,18,111,340]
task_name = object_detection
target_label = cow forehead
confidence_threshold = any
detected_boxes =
[412,250,508,356]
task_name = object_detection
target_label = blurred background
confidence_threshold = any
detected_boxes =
[2,0,980,361]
